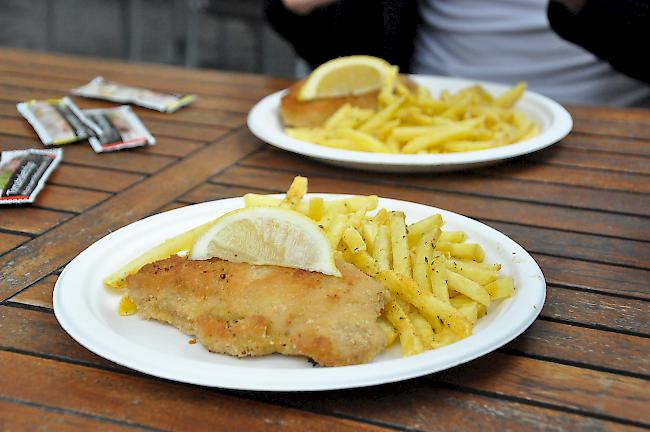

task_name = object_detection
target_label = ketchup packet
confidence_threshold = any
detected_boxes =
[17,97,95,146]
[0,148,62,205]
[72,76,195,113]
[83,106,155,153]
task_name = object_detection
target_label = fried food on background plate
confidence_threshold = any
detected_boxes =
[280,80,380,128]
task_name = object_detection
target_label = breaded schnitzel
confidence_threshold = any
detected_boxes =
[125,255,388,366]
[280,76,419,128]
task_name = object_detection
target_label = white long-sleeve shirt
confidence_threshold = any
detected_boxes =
[413,0,649,106]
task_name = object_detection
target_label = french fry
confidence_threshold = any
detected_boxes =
[373,208,390,225]
[325,195,378,214]
[456,259,501,272]
[402,124,477,153]
[436,242,485,262]
[409,311,435,349]
[342,226,367,253]
[285,127,325,142]
[378,318,398,347]
[337,128,392,153]
[447,270,491,307]
[494,82,527,108]
[118,295,137,315]
[430,252,451,303]
[449,295,475,308]
[439,231,467,243]
[348,209,366,229]
[103,219,217,290]
[441,140,496,152]
[477,303,487,319]
[318,138,358,151]
[360,221,378,254]
[345,250,379,277]
[450,299,479,325]
[412,232,435,292]
[359,96,405,133]
[431,328,460,349]
[485,277,515,299]
[389,211,411,277]
[446,258,499,285]
[243,193,281,207]
[406,214,443,245]
[308,197,325,221]
[280,176,308,209]
[323,104,352,129]
[326,214,348,248]
[378,65,399,106]
[373,225,392,272]
[380,270,472,338]
[384,298,424,356]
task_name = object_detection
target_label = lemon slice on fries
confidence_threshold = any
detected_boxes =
[299,55,392,101]
[190,206,341,276]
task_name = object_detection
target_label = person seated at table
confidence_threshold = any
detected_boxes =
[547,0,649,86]
[264,0,650,107]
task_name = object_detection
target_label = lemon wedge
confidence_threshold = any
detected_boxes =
[298,55,392,101]
[190,206,341,276]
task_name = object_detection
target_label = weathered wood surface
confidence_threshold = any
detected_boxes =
[0,48,648,431]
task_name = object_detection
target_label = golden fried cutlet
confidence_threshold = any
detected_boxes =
[125,255,388,366]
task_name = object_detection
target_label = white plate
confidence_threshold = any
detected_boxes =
[54,195,545,391]
[247,75,572,173]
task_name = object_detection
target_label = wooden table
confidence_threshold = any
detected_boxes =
[0,48,648,431]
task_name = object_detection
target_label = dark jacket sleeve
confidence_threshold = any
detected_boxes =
[264,0,419,72]
[548,0,650,83]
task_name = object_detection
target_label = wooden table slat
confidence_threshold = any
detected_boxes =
[569,109,650,141]
[267,384,646,432]
[437,353,650,426]
[48,164,144,193]
[0,48,291,91]
[559,133,650,157]
[543,285,650,336]
[527,145,650,175]
[0,351,388,432]
[0,207,72,236]
[8,275,58,309]
[533,254,650,300]
[0,231,30,256]
[506,319,650,376]
[0,400,142,432]
[30,184,110,213]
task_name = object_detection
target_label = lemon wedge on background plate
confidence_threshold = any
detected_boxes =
[298,55,392,101]
[190,206,341,276]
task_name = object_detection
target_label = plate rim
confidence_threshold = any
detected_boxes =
[53,195,546,391]
[247,74,573,169]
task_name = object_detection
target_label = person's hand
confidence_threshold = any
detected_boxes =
[281,0,337,15]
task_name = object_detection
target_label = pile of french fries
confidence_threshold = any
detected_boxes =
[245,177,515,356]
[286,66,539,154]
